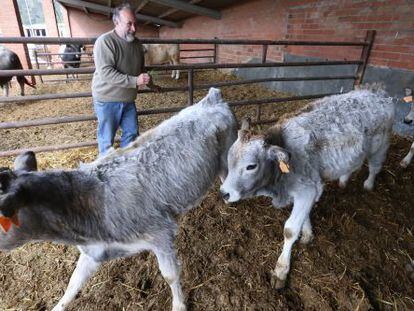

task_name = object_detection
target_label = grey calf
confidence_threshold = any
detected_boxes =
[0,88,237,311]
[221,88,395,289]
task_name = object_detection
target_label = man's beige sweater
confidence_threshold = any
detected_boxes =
[92,30,145,102]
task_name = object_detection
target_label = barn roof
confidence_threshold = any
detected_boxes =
[56,0,243,29]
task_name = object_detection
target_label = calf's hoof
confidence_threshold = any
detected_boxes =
[172,303,187,311]
[300,232,314,244]
[51,305,64,311]
[363,180,374,191]
[270,270,286,290]
[338,181,347,189]
[400,159,410,168]
[405,261,414,282]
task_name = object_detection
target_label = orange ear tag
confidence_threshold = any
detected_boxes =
[0,213,20,233]
[404,96,413,103]
[279,161,290,173]
[0,216,12,233]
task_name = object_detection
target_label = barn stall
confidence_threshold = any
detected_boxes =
[1,0,414,310]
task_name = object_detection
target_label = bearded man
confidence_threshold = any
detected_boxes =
[92,3,158,155]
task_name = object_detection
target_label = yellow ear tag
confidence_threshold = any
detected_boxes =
[279,161,290,173]
[404,96,413,103]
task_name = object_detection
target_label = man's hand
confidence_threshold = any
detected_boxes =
[137,73,150,86]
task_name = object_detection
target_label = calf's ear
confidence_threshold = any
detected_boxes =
[238,117,251,140]
[0,169,15,193]
[240,117,250,130]
[266,145,291,173]
[14,151,37,172]
[0,191,23,218]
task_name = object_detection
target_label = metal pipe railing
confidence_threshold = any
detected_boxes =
[0,60,362,77]
[180,48,215,52]
[0,93,335,130]
[180,56,213,59]
[0,33,373,157]
[354,30,376,86]
[36,52,93,56]
[0,75,356,104]
[0,37,369,46]
[0,93,337,157]
[40,61,94,65]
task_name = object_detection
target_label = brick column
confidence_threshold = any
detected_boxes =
[42,0,60,62]
[61,5,72,37]
[42,0,59,37]
[0,0,34,84]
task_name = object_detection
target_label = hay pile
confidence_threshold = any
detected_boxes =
[0,71,413,310]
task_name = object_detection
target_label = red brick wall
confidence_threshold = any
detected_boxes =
[67,9,158,38]
[42,0,59,55]
[61,5,71,37]
[160,0,287,63]
[285,0,414,71]
[160,0,414,71]
[42,0,59,37]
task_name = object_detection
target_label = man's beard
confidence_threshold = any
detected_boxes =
[125,33,135,42]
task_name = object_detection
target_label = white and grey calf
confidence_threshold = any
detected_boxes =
[401,88,414,168]
[143,44,180,80]
[59,44,84,79]
[0,88,237,311]
[220,89,394,289]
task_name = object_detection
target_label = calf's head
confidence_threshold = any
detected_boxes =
[220,119,290,203]
[0,151,37,217]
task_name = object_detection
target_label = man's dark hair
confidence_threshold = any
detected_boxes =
[112,2,134,23]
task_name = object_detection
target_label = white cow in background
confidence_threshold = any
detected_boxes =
[143,43,180,80]
[220,87,395,289]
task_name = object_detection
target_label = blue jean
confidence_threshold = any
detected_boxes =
[93,100,138,155]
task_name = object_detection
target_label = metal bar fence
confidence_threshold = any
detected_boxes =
[354,30,376,87]
[0,60,363,77]
[0,33,374,157]
[0,93,335,157]
[0,37,370,46]
[0,75,357,104]
[33,48,94,83]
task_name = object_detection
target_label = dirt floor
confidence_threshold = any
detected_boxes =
[0,71,413,311]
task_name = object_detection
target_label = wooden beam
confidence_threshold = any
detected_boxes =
[144,0,201,25]
[107,0,111,17]
[57,0,112,13]
[159,0,201,18]
[135,0,149,13]
[149,0,221,19]
[57,0,180,27]
[136,12,181,27]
